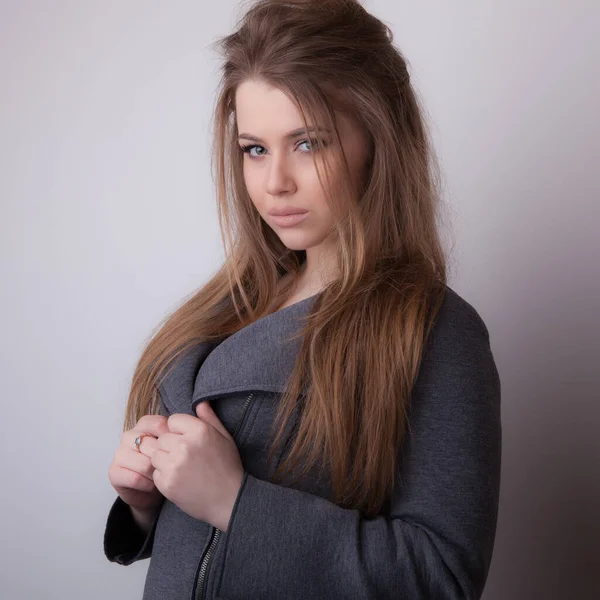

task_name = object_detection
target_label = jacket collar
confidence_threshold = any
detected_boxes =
[158,294,318,414]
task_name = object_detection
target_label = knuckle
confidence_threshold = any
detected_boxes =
[150,453,159,469]
[196,420,209,436]
[178,441,191,458]
[129,471,144,489]
[111,449,123,467]
[125,428,139,444]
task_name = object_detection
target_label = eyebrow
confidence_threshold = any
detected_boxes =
[237,127,331,144]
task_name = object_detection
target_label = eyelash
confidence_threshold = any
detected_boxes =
[239,139,327,159]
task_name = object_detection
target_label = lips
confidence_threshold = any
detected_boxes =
[268,208,308,216]
[269,212,309,227]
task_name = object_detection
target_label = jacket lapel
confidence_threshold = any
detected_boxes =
[158,295,317,414]
[193,296,317,404]
[158,340,221,414]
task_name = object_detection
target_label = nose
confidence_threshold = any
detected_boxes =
[265,152,296,196]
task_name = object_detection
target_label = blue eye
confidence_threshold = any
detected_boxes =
[239,139,327,159]
[240,144,266,158]
[298,138,327,152]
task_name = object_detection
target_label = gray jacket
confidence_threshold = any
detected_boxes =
[103,286,502,600]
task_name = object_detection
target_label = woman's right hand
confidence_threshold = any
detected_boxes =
[108,415,171,513]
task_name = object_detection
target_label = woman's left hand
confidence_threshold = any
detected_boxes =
[146,401,244,531]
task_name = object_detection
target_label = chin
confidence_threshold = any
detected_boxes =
[276,238,310,252]
[276,231,325,252]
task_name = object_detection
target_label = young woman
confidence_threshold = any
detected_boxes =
[104,1,502,599]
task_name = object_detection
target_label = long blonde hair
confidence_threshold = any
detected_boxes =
[123,0,451,517]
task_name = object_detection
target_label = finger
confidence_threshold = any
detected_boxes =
[133,415,171,438]
[150,448,169,472]
[166,413,197,435]
[117,447,155,481]
[154,432,183,452]
[127,431,161,457]
[195,400,231,439]
[113,465,156,493]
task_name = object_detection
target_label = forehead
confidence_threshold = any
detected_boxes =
[235,80,300,126]
[234,79,352,141]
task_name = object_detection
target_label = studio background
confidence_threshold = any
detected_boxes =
[1,1,598,598]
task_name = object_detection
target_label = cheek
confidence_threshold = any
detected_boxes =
[304,162,331,200]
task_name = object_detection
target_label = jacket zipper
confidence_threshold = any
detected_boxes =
[191,392,255,600]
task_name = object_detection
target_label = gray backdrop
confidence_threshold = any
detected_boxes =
[1,1,598,598]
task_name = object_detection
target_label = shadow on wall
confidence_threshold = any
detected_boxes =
[482,268,600,599]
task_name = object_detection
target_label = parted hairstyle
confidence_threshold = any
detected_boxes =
[123,0,452,518]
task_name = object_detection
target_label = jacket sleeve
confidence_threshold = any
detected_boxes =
[214,300,502,600]
[103,395,170,566]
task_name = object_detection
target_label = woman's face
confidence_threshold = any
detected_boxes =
[235,79,368,251]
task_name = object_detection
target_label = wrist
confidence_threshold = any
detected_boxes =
[129,504,159,535]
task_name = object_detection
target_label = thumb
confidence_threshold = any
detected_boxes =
[195,400,232,440]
